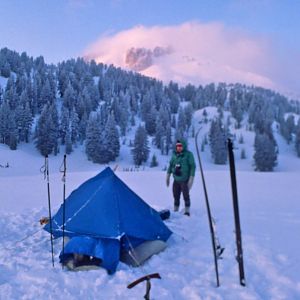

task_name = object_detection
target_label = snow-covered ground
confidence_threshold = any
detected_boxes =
[0,139,300,299]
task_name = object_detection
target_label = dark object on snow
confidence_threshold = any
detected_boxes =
[227,139,246,286]
[127,272,161,300]
[195,129,224,287]
[44,167,172,273]
[158,209,170,220]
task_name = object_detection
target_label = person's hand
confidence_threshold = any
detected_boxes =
[188,176,194,190]
[166,173,171,187]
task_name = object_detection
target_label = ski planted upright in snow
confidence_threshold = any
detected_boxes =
[227,139,246,286]
[195,129,224,287]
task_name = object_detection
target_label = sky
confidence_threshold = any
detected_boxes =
[0,0,299,96]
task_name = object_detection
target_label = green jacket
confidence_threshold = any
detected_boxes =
[167,140,196,182]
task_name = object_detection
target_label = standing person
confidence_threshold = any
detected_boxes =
[166,140,196,216]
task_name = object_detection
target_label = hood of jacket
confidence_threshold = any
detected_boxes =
[174,139,187,153]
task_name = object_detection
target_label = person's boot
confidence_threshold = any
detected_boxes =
[174,205,179,212]
[184,206,190,216]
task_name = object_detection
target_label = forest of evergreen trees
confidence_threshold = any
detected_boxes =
[0,47,300,171]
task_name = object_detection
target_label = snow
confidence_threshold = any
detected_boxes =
[1,136,300,299]
[0,75,8,88]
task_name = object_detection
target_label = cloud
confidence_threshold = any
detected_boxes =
[83,21,279,91]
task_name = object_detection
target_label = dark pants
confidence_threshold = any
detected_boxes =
[173,180,190,208]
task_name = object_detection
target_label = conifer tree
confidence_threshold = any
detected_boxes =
[40,79,54,109]
[150,154,158,167]
[70,109,79,144]
[7,110,17,150]
[65,128,73,154]
[295,119,300,157]
[177,106,186,133]
[253,131,278,171]
[63,83,76,111]
[154,117,164,149]
[184,103,193,131]
[0,102,11,144]
[35,105,54,156]
[49,104,59,155]
[165,123,172,155]
[85,113,103,163]
[60,107,70,145]
[209,118,228,164]
[132,125,149,166]
[104,113,120,162]
[145,106,157,135]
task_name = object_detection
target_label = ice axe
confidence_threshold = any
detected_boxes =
[127,273,161,300]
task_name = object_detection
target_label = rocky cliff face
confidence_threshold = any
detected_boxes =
[125,46,172,71]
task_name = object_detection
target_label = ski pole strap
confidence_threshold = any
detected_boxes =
[59,154,67,182]
[40,156,47,180]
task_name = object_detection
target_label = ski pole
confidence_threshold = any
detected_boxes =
[195,128,221,287]
[60,154,67,268]
[42,155,55,267]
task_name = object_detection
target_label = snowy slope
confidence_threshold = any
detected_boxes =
[0,139,300,299]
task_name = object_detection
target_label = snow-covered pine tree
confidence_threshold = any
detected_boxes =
[132,125,149,166]
[7,110,17,150]
[177,106,186,133]
[209,118,228,164]
[295,119,300,157]
[70,109,79,144]
[184,103,193,132]
[150,154,158,167]
[118,93,130,136]
[216,83,227,107]
[145,106,157,136]
[165,123,172,155]
[63,83,77,111]
[253,131,278,171]
[40,78,54,109]
[85,112,104,163]
[154,117,164,149]
[60,107,70,145]
[65,128,73,154]
[281,115,295,144]
[49,104,59,155]
[15,100,33,143]
[35,105,54,156]
[104,113,120,162]
[0,101,11,144]
[4,76,18,110]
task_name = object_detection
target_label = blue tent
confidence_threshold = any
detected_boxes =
[44,167,172,273]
